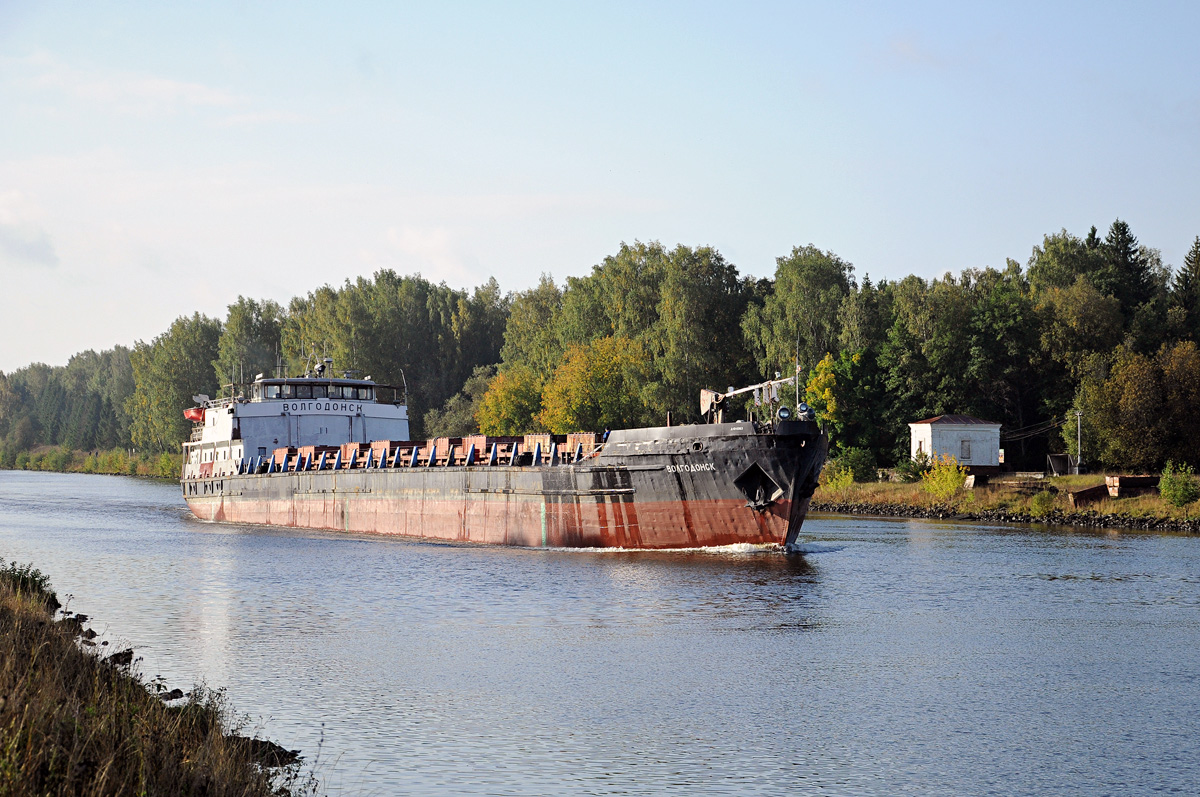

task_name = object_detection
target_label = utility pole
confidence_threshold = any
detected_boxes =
[794,358,800,408]
[796,330,801,407]
[1075,411,1083,475]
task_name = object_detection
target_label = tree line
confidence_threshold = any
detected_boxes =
[1,220,1198,473]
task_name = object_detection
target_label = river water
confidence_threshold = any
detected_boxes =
[1,471,1198,795]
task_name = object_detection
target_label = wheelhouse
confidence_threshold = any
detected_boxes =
[248,379,405,404]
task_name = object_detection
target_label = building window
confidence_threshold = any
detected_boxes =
[917,440,924,454]
[960,440,971,460]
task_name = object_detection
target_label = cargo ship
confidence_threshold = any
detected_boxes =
[180,361,827,549]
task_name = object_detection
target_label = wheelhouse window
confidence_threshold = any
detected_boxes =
[295,385,312,399]
[312,385,327,398]
[280,384,294,399]
[264,384,281,399]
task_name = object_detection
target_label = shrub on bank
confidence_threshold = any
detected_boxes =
[896,451,931,483]
[157,451,179,478]
[0,561,58,609]
[920,454,968,503]
[838,447,878,482]
[819,459,855,498]
[0,447,182,478]
[1161,462,1200,509]
[33,447,74,472]
[1030,490,1056,517]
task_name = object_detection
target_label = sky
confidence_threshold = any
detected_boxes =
[1,1,1198,372]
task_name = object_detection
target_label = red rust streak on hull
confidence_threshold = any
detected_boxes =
[187,494,790,549]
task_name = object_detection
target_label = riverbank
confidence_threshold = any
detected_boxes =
[0,445,181,478]
[0,559,314,796]
[812,477,1200,533]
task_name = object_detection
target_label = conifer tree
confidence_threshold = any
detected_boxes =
[1172,236,1200,338]
[1101,219,1153,318]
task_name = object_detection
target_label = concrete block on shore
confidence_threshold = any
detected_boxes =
[1106,475,1160,498]
[1068,483,1109,509]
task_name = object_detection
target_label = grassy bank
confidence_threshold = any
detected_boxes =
[0,560,315,796]
[812,474,1200,531]
[0,446,181,479]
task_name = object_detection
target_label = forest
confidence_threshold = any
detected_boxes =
[2,219,1198,474]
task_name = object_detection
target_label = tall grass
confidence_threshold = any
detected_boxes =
[0,561,317,796]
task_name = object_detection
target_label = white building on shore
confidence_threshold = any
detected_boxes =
[909,414,1002,470]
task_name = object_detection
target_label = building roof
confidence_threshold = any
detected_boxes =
[910,414,999,426]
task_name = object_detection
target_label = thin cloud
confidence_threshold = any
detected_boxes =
[880,35,949,71]
[214,109,310,128]
[384,224,480,285]
[0,190,58,268]
[10,52,242,113]
[0,222,58,268]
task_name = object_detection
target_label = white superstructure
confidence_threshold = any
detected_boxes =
[181,374,409,479]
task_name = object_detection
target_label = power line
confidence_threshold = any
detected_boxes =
[1000,415,1069,442]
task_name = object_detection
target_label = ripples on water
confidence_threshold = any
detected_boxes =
[2,472,1199,795]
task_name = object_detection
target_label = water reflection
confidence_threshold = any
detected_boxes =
[189,549,235,686]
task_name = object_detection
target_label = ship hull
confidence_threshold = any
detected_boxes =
[182,421,826,549]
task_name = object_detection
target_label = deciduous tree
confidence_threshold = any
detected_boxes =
[537,337,652,433]
[213,297,283,389]
[476,365,546,435]
[424,365,497,437]
[126,314,222,452]
[743,245,854,378]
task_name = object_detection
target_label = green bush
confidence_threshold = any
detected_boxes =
[1161,461,1200,508]
[1030,490,1056,517]
[896,451,931,483]
[35,448,72,472]
[99,449,130,474]
[820,460,854,493]
[0,560,58,609]
[839,447,878,482]
[14,451,30,470]
[157,452,180,479]
[920,453,968,502]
